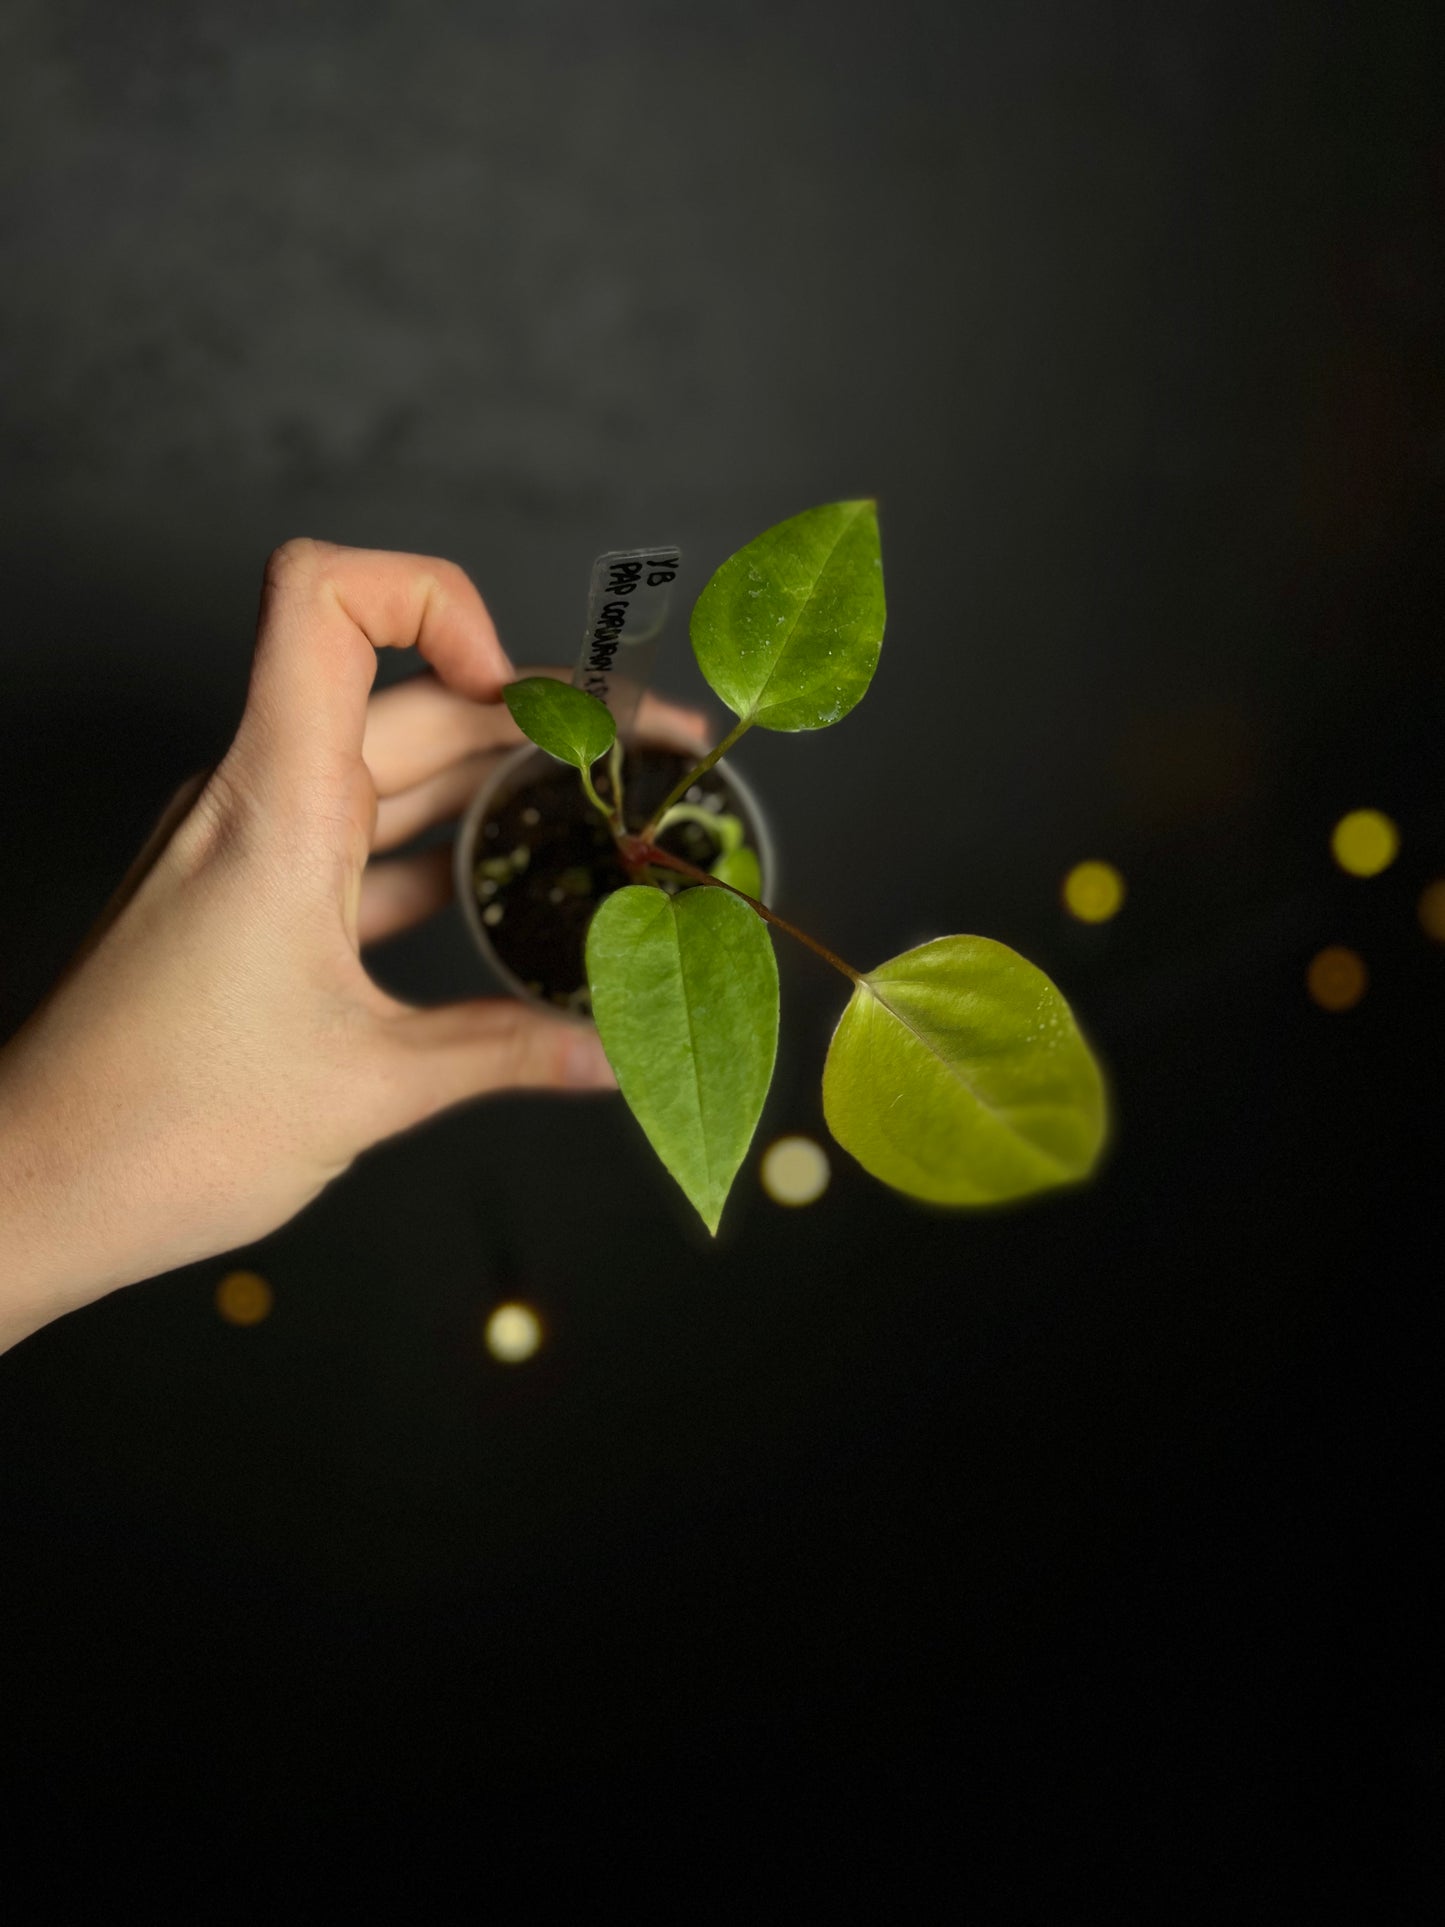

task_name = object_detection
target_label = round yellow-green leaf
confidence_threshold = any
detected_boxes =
[586,885,778,1235]
[690,500,885,732]
[822,936,1106,1205]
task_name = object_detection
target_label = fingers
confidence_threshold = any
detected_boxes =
[633,687,711,753]
[357,847,454,946]
[371,750,502,853]
[362,678,711,855]
[362,668,710,799]
[379,999,616,1130]
[237,539,512,784]
[363,674,523,796]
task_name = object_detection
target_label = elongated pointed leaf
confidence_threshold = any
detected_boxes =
[690,500,885,731]
[503,676,616,770]
[587,885,778,1234]
[823,936,1106,1205]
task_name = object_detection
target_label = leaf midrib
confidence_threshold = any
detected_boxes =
[860,978,1076,1181]
[670,901,721,1218]
[739,502,868,724]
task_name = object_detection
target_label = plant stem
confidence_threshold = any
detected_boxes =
[638,844,862,985]
[580,764,618,830]
[641,714,754,840]
[606,734,624,814]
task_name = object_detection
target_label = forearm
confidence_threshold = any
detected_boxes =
[0,995,223,1349]
[0,982,319,1354]
[0,1110,104,1354]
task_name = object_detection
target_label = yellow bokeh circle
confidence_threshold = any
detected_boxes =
[1306,946,1367,1012]
[1062,860,1126,924]
[760,1135,831,1207]
[484,1302,543,1363]
[1330,809,1398,878]
[215,1270,274,1326]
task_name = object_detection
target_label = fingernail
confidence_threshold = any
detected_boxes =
[565,1032,616,1089]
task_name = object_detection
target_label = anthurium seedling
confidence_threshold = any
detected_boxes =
[501,500,1106,1233]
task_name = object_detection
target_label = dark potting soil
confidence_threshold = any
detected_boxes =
[471,747,758,1011]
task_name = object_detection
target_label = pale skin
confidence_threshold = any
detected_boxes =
[0,539,707,1355]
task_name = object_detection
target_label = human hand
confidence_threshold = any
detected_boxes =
[0,539,707,1351]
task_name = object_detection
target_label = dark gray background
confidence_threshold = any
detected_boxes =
[1,0,1440,1906]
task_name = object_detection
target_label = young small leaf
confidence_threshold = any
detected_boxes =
[710,845,762,897]
[587,885,778,1235]
[690,500,885,732]
[822,936,1106,1205]
[503,676,616,771]
[656,805,745,856]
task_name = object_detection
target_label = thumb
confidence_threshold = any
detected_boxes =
[379,999,616,1130]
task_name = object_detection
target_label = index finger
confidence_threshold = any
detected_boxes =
[238,538,512,781]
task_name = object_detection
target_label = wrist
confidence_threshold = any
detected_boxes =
[0,1036,153,1351]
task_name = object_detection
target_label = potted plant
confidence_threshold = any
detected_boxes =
[459,500,1106,1234]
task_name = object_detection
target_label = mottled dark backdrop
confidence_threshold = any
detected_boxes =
[1,0,1440,1905]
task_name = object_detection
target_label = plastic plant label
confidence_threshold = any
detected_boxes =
[572,545,681,736]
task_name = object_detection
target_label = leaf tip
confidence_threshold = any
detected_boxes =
[690,1190,725,1238]
[829,497,878,526]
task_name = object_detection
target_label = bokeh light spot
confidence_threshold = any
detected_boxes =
[760,1135,831,1207]
[485,1302,543,1363]
[1062,860,1126,923]
[1330,809,1398,877]
[1418,880,1445,944]
[1306,945,1368,1012]
[215,1270,273,1326]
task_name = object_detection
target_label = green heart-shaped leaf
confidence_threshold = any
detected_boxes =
[586,885,779,1234]
[503,676,616,770]
[690,500,885,732]
[823,936,1106,1205]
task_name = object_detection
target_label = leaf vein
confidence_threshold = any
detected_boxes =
[743,503,868,720]
[861,981,1075,1181]
[670,904,718,1210]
